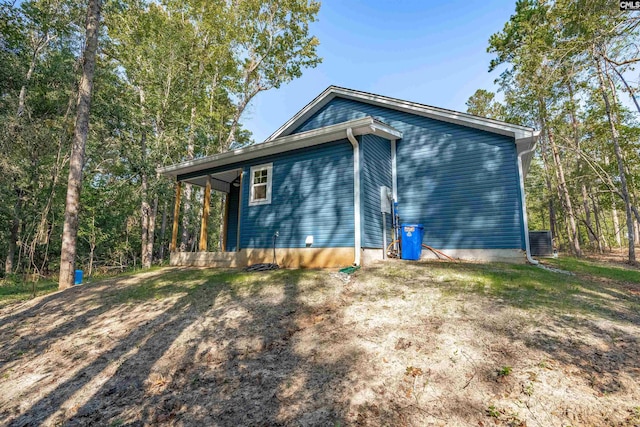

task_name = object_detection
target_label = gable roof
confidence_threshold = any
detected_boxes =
[266,86,539,146]
[158,86,540,185]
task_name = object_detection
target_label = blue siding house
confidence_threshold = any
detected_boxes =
[159,87,539,268]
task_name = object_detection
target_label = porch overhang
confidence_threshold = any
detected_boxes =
[157,116,402,184]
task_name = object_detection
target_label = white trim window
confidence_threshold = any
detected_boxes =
[249,163,273,206]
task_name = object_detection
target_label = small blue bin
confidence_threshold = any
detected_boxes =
[74,269,83,285]
[400,224,425,261]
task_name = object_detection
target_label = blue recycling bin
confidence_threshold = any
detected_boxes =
[400,224,425,260]
[74,269,83,285]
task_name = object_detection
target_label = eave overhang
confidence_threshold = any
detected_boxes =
[157,116,402,183]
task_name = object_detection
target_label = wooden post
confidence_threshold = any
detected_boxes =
[236,172,243,251]
[170,181,182,252]
[199,176,211,252]
[221,192,229,251]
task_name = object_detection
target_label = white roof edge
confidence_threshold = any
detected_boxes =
[265,86,337,142]
[266,86,538,142]
[515,129,541,143]
[158,116,402,179]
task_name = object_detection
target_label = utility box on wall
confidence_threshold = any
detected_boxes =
[380,186,392,213]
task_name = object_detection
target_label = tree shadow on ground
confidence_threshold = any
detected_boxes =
[421,261,640,324]
[0,269,172,370]
[401,260,640,400]
[1,267,358,426]
[356,260,640,425]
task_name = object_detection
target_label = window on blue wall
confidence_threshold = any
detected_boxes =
[249,163,272,206]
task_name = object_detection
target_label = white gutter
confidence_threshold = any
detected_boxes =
[346,128,361,266]
[517,136,539,265]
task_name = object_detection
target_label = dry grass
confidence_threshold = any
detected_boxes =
[0,258,639,426]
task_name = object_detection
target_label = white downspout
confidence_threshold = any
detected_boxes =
[391,139,398,202]
[517,137,539,265]
[347,128,361,266]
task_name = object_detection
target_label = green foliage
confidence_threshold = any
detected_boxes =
[0,0,321,277]
[547,257,640,283]
[497,366,513,377]
[469,0,640,258]
[426,257,639,322]
[487,405,500,418]
[0,276,58,307]
[465,89,506,120]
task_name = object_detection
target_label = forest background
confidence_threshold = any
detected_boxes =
[1,0,639,289]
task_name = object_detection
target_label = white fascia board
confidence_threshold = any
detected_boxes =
[267,86,538,142]
[157,116,402,179]
[355,120,403,140]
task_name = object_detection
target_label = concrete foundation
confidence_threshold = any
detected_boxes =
[419,248,526,263]
[361,248,385,265]
[170,251,242,268]
[170,247,526,268]
[170,247,355,269]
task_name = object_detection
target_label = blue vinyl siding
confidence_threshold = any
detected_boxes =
[359,134,392,248]
[293,97,524,250]
[238,140,354,249]
[225,184,240,251]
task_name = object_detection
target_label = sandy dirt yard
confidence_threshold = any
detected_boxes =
[0,259,639,426]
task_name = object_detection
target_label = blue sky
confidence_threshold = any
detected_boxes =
[243,0,517,142]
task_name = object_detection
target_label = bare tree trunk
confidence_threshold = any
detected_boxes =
[58,0,101,290]
[10,40,52,275]
[16,33,53,118]
[17,54,37,118]
[582,184,596,244]
[539,139,557,242]
[37,85,76,249]
[591,195,604,253]
[159,200,168,260]
[138,88,153,269]
[5,188,22,274]
[549,132,580,256]
[225,96,253,148]
[568,82,592,251]
[88,214,96,277]
[224,62,262,149]
[180,105,197,250]
[601,208,612,251]
[6,34,52,273]
[596,55,635,262]
[607,62,640,115]
[88,242,95,276]
[141,171,151,267]
[546,183,557,242]
[540,98,581,257]
[147,196,158,264]
[181,184,192,251]
[612,202,622,247]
